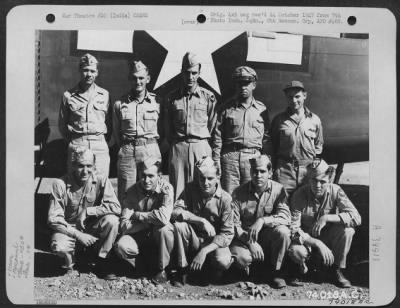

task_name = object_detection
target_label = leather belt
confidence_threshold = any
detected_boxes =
[122,138,157,146]
[223,143,260,154]
[176,137,206,143]
[70,134,104,141]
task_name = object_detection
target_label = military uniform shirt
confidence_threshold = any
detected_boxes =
[270,107,323,161]
[59,83,110,139]
[232,180,291,243]
[172,183,234,248]
[48,173,121,238]
[290,183,362,244]
[165,86,217,142]
[212,98,271,161]
[120,178,174,232]
[113,91,160,146]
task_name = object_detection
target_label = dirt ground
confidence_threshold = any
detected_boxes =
[34,253,369,303]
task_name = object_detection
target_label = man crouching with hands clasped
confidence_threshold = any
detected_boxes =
[171,156,234,286]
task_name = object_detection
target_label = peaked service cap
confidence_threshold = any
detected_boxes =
[283,80,305,92]
[232,66,257,81]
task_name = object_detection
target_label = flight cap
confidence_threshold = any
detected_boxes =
[283,80,305,92]
[306,159,332,178]
[79,53,98,68]
[249,155,272,170]
[181,52,201,71]
[195,156,217,175]
[232,66,257,82]
[140,155,161,171]
[131,60,148,74]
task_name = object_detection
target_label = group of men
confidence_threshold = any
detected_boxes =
[47,52,362,289]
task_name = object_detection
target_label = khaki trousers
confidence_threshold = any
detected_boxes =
[173,222,232,271]
[230,225,291,271]
[115,224,174,271]
[50,214,119,267]
[288,224,355,269]
[169,140,211,200]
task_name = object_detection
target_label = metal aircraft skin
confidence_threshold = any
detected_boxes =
[35,30,368,177]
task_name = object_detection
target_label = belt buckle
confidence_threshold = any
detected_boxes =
[135,139,146,146]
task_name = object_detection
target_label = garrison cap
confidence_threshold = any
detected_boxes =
[195,156,217,175]
[181,52,201,71]
[249,155,272,169]
[79,53,98,68]
[232,66,257,81]
[130,60,148,74]
[306,159,332,178]
[140,156,161,171]
[283,80,305,92]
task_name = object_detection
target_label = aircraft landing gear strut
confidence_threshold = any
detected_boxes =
[334,162,344,184]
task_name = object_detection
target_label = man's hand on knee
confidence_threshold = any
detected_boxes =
[315,240,334,266]
[190,249,207,271]
[248,242,264,262]
[75,231,98,247]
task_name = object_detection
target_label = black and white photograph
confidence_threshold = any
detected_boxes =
[4,5,396,305]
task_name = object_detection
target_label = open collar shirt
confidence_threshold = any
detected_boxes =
[212,97,271,161]
[120,177,174,231]
[164,86,218,143]
[59,83,111,140]
[112,91,160,146]
[48,173,121,237]
[290,183,362,244]
[172,182,234,248]
[269,107,323,161]
[232,180,291,243]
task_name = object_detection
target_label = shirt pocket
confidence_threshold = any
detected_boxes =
[68,100,86,119]
[174,100,186,125]
[143,111,159,132]
[83,192,97,208]
[304,126,317,140]
[193,103,208,125]
[226,114,241,136]
[93,100,108,112]
[252,117,264,135]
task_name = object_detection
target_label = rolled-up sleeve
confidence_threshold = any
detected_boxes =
[48,180,77,238]
[212,195,234,248]
[336,187,362,228]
